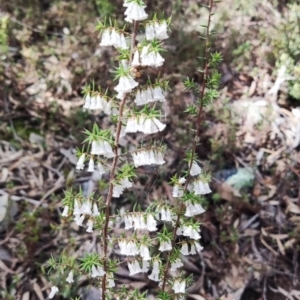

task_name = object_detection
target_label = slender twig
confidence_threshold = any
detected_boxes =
[161,0,214,291]
[101,20,139,300]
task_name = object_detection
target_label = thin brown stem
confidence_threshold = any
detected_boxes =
[101,21,139,300]
[161,0,214,291]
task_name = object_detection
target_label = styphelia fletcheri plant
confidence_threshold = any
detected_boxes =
[47,0,222,299]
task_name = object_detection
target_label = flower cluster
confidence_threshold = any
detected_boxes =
[123,212,157,231]
[159,206,173,222]
[125,114,166,134]
[91,264,106,277]
[192,177,212,195]
[54,0,219,298]
[100,28,128,49]
[140,44,165,67]
[113,177,133,198]
[91,140,114,158]
[69,199,100,232]
[132,148,165,167]
[132,45,165,68]
[128,260,143,275]
[134,85,166,105]
[172,279,186,294]
[145,21,169,40]
[83,93,112,115]
[118,240,152,263]
[177,224,201,240]
[124,0,148,23]
[180,241,203,255]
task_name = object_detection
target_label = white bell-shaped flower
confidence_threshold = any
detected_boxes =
[95,95,102,110]
[110,28,119,46]
[100,29,111,46]
[81,200,92,215]
[180,243,189,255]
[73,199,81,216]
[194,241,203,252]
[118,239,127,255]
[170,258,183,272]
[86,219,94,233]
[190,161,202,176]
[90,95,96,109]
[176,227,183,236]
[146,214,157,232]
[116,91,125,100]
[141,260,150,272]
[190,243,196,255]
[66,270,74,283]
[172,184,184,198]
[62,205,69,217]
[179,177,186,184]
[74,214,85,226]
[140,244,151,260]
[104,100,112,115]
[83,94,91,109]
[154,21,169,40]
[114,74,138,93]
[124,214,134,229]
[92,203,100,217]
[119,33,128,49]
[76,154,85,170]
[125,116,139,133]
[140,117,153,133]
[97,266,106,276]
[97,162,105,176]
[132,50,140,67]
[153,86,166,102]
[159,240,172,252]
[87,158,95,172]
[107,274,115,288]
[148,259,160,282]
[48,286,59,299]
[145,23,156,40]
